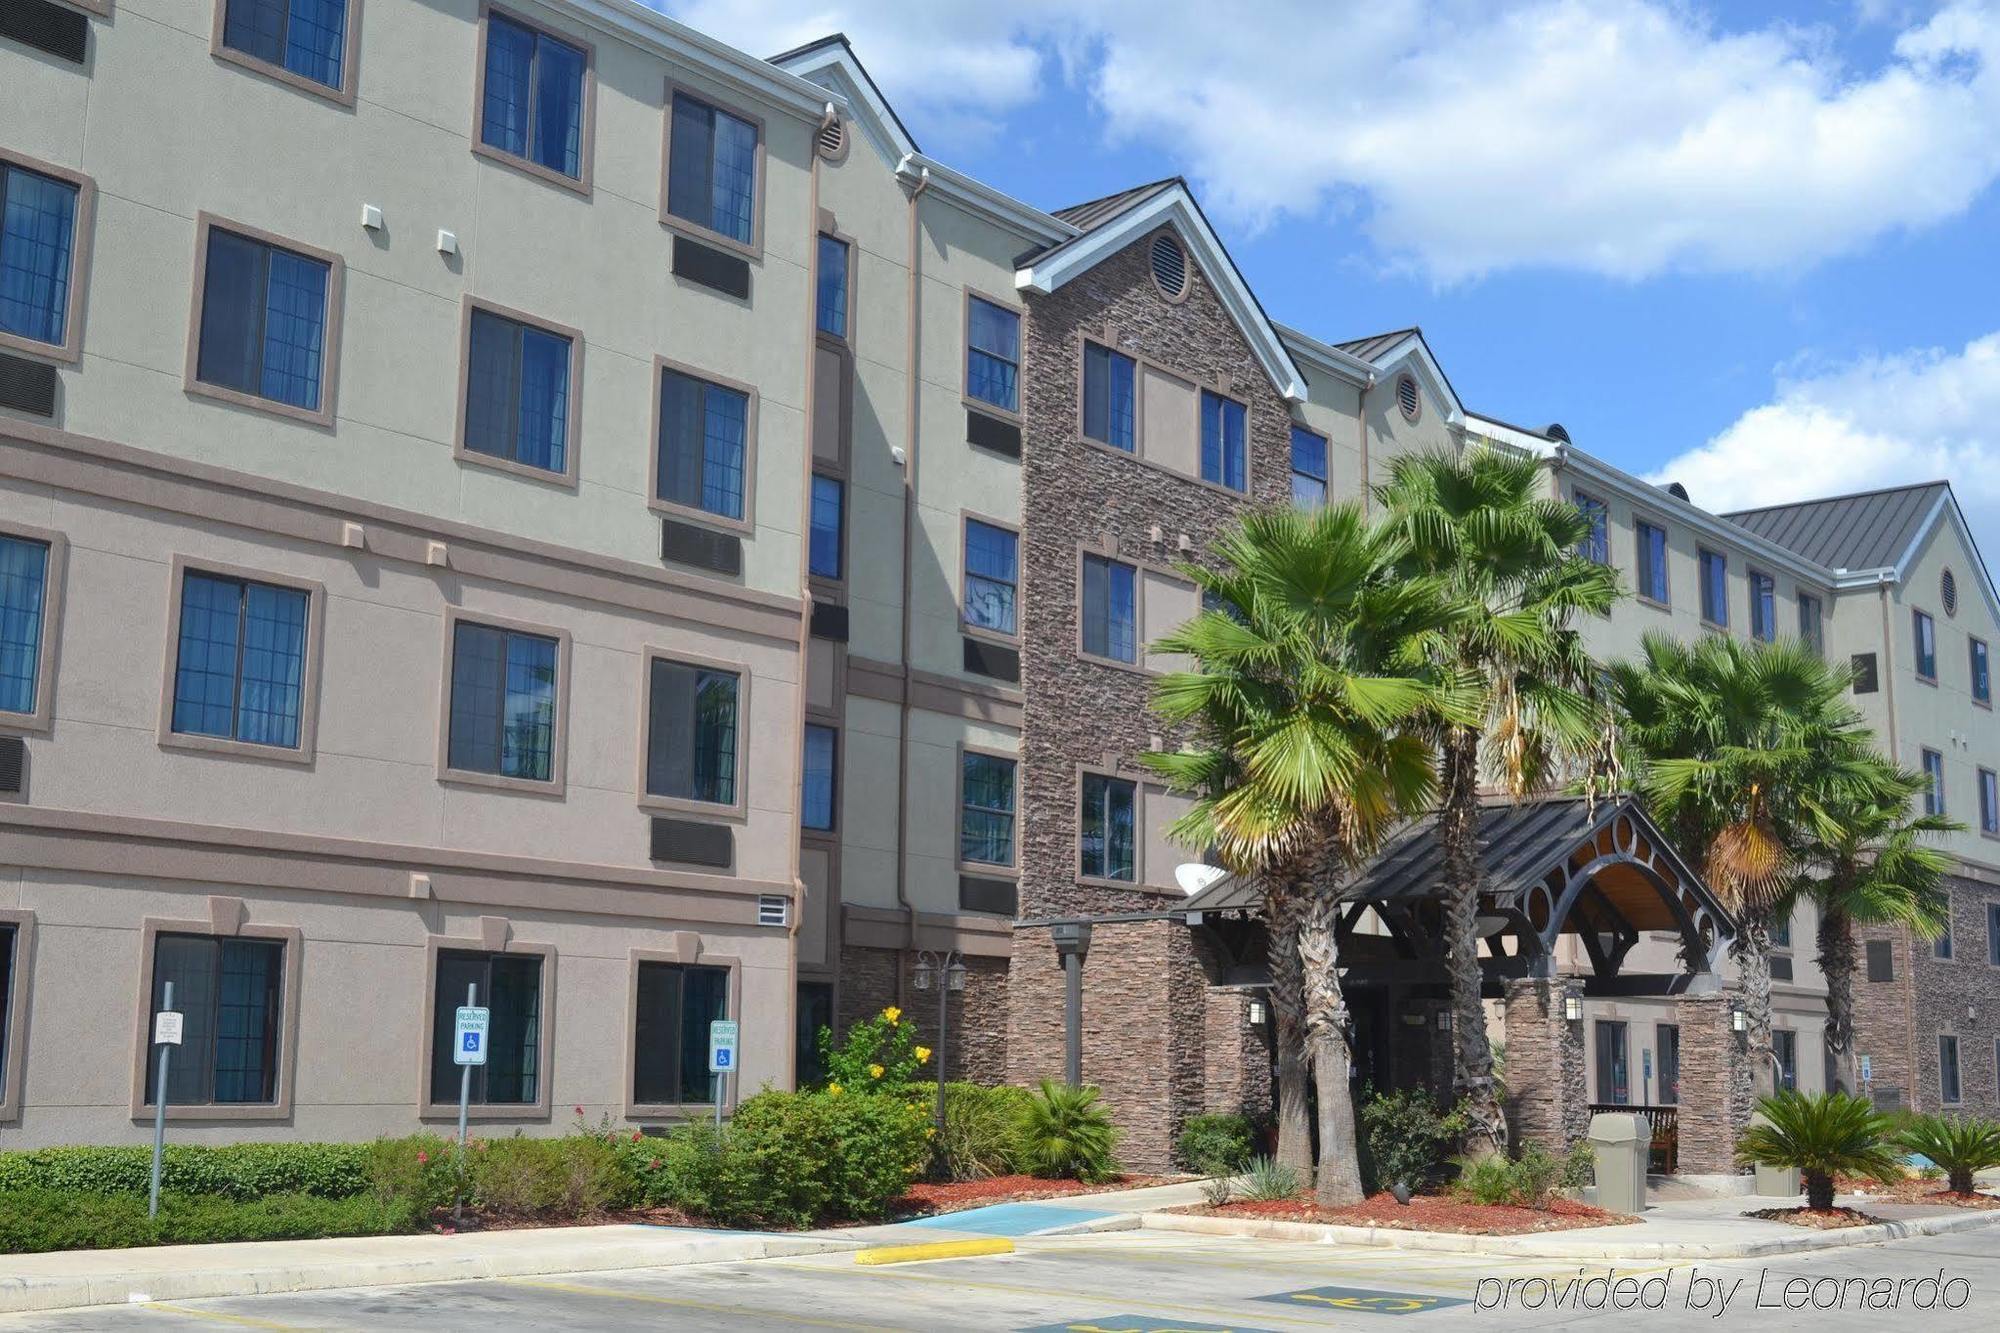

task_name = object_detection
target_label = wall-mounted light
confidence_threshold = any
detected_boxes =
[1247,999,1268,1026]
[1563,994,1582,1022]
[1731,1007,1748,1033]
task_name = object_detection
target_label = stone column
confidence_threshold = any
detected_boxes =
[1502,977,1586,1149]
[1671,989,1751,1175]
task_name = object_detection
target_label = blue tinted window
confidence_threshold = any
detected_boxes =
[448,622,558,781]
[1082,554,1137,663]
[1923,748,1945,817]
[667,94,758,244]
[961,752,1015,867]
[481,14,585,179]
[1699,549,1727,626]
[222,0,348,89]
[464,308,571,474]
[1201,392,1246,491]
[801,723,836,831]
[0,534,49,716]
[657,367,748,521]
[809,474,843,579]
[0,163,80,348]
[1637,522,1668,603]
[966,297,1019,412]
[1980,768,1997,835]
[1973,639,1990,704]
[1290,426,1327,508]
[964,519,1017,635]
[1914,609,1937,679]
[1750,572,1775,642]
[1082,342,1135,451]
[646,658,739,805]
[1080,772,1135,881]
[1575,492,1608,564]
[816,234,849,337]
[171,571,309,748]
[196,227,330,412]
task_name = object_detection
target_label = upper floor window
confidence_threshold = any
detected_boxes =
[220,0,351,92]
[1081,553,1137,664]
[0,534,51,719]
[963,519,1018,636]
[965,297,1019,414]
[1698,548,1727,627]
[480,12,588,183]
[801,723,835,832]
[145,932,286,1106]
[1972,638,1991,705]
[667,91,758,247]
[446,621,559,784]
[1772,1029,1798,1092]
[1575,491,1609,565]
[1080,772,1135,881]
[193,222,336,418]
[808,474,843,580]
[645,656,739,807]
[1201,392,1247,492]
[462,305,574,477]
[656,364,750,524]
[1939,1034,1961,1105]
[1082,341,1136,450]
[170,570,309,750]
[1937,911,1954,959]
[1291,426,1327,508]
[815,234,849,338]
[1914,608,1937,682]
[1990,903,2000,966]
[961,752,1016,867]
[1749,571,1776,642]
[1636,520,1668,604]
[1979,767,1997,836]
[0,156,87,359]
[1798,593,1824,656]
[1922,747,1945,817]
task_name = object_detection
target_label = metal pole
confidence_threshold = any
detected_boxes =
[455,982,475,1229]
[148,980,172,1219]
[1064,951,1083,1087]
[714,1072,725,1131]
[934,959,949,1142]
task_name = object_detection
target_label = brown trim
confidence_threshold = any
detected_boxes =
[955,741,1020,876]
[1074,761,1141,889]
[961,287,1023,423]
[209,0,365,108]
[1076,546,1146,674]
[800,718,837,834]
[1979,768,2000,840]
[451,296,585,489]
[184,212,346,428]
[155,555,327,765]
[845,656,1024,730]
[127,908,304,1122]
[959,509,1021,644]
[435,608,572,797]
[0,522,65,735]
[648,354,761,536]
[0,149,96,365]
[418,926,556,1121]
[635,644,751,821]
[0,908,34,1121]
[807,470,847,589]
[840,904,1013,958]
[470,2,597,198]
[1937,1030,1963,1106]
[623,941,741,1119]
[1913,607,1939,685]
[1075,329,1254,498]
[1970,635,1991,709]
[811,333,855,474]
[659,80,767,260]
[1633,514,1672,609]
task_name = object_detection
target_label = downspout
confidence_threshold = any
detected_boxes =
[1876,576,1919,1105]
[1357,372,1375,510]
[894,167,931,984]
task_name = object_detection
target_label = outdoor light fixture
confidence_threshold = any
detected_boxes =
[1436,1010,1453,1031]
[912,958,933,991]
[947,959,968,992]
[1563,995,1583,1022]
[1247,999,1268,1026]
[1732,1007,1748,1033]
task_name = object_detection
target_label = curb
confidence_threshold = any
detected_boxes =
[1133,1206,2000,1260]
[854,1237,1015,1265]
[0,1232,857,1316]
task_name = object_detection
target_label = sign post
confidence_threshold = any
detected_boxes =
[148,981,182,1219]
[452,986,487,1228]
[707,1019,738,1131]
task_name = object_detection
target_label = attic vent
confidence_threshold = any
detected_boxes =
[1149,232,1188,300]
[757,894,790,927]
[1395,373,1421,422]
[1943,568,1959,617]
[816,117,845,159]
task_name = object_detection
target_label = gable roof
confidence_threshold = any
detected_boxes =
[1319,326,1465,427]
[1332,328,1421,363]
[1724,482,1950,572]
[766,32,919,164]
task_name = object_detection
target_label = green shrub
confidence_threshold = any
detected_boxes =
[0,1189,156,1253]
[1448,1142,1579,1209]
[364,1134,459,1220]
[0,1190,415,1255]
[1175,1114,1256,1175]
[1240,1156,1303,1202]
[1358,1089,1466,1193]
[940,1083,1033,1181]
[1897,1113,2000,1195]
[816,1005,933,1096]
[637,1124,724,1211]
[1737,1090,1901,1211]
[1018,1081,1119,1183]
[0,1142,372,1201]
[698,1089,929,1228]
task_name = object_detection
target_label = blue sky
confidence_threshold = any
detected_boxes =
[664,0,2000,555]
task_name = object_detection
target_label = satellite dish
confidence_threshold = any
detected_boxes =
[1175,862,1228,896]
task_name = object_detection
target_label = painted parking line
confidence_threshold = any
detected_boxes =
[504,1278,881,1329]
[141,1305,301,1330]
[1018,1318,1275,1332]
[1255,1285,1471,1316]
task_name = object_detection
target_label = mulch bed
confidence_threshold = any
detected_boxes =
[1175,1191,1632,1235]
[1745,1206,1881,1230]
[1836,1175,2000,1209]
[889,1174,1169,1218]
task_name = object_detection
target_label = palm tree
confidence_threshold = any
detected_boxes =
[1736,1090,1901,1211]
[1898,1114,2000,1196]
[1373,447,1617,1157]
[1144,502,1460,1205]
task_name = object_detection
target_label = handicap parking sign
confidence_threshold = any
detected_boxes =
[454,1006,490,1066]
[708,1019,739,1074]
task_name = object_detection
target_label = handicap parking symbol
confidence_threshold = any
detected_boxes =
[462,1032,481,1053]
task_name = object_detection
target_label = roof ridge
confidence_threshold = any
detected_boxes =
[1050,177,1183,225]
[1721,479,1950,518]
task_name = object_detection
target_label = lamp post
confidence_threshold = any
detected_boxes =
[1048,923,1092,1086]
[912,950,966,1157]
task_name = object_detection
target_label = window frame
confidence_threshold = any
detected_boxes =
[963,289,1023,422]
[1655,1021,1680,1106]
[649,354,760,535]
[1573,490,1609,566]
[807,472,845,583]
[634,645,750,821]
[1080,337,1139,453]
[434,608,571,796]
[1980,768,1999,839]
[1697,547,1728,628]
[184,212,345,427]
[1913,607,1938,684]
[1972,637,1991,708]
[1077,548,1143,671]
[1290,424,1328,508]
[0,148,96,365]
[1772,1027,1798,1091]
[1593,1019,1630,1105]
[801,721,837,833]
[623,944,738,1119]
[1988,902,2000,968]
[1922,747,1946,817]
[418,929,555,1122]
[209,0,365,106]
[0,523,66,736]
[127,911,303,1122]
[1634,518,1670,607]
[1076,765,1140,886]
[0,909,35,1123]
[960,512,1021,644]
[815,231,851,341]
[1798,592,1824,656]
[957,743,1020,876]
[155,556,326,765]
[452,296,584,488]
[1199,387,1250,494]
[1938,1033,1962,1105]
[1936,906,1955,960]
[659,81,766,259]
[471,2,596,197]
[1748,569,1776,643]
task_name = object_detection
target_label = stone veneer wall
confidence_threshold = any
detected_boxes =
[1671,990,1751,1174]
[1852,923,1919,1111]
[1009,229,1297,1169]
[1503,978,1588,1147]
[1857,876,2000,1117]
[836,944,1010,1086]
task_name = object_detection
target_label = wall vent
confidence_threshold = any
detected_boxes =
[661,518,742,576]
[1396,373,1421,422]
[816,117,845,159]
[757,894,789,927]
[966,409,1021,458]
[0,353,58,417]
[1,0,89,64]
[1943,568,1959,617]
[809,600,849,642]
[959,876,1018,917]
[0,735,22,794]
[1864,938,1894,982]
[1148,232,1187,300]
[963,636,1019,683]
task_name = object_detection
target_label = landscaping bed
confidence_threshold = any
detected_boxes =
[1173,1191,1631,1235]
[890,1173,1167,1218]
[1838,1175,2000,1209]
[1745,1205,1881,1230]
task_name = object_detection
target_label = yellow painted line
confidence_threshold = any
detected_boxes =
[142,1304,301,1330]
[853,1237,1016,1266]
[505,1278,880,1329]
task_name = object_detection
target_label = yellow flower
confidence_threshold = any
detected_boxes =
[868,1063,885,1079]
[915,1046,932,1065]
[882,1006,902,1024]
[924,1126,936,1138]
[827,1083,843,1096]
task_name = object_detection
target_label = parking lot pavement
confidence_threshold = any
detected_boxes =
[5,1227,1997,1330]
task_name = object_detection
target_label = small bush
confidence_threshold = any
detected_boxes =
[1737,1090,1901,1211]
[702,1089,929,1228]
[0,1190,414,1255]
[0,1189,156,1253]
[1358,1089,1466,1194]
[940,1083,1033,1181]
[0,1142,372,1201]
[1897,1114,2000,1194]
[1240,1156,1303,1202]
[638,1123,724,1211]
[1018,1081,1119,1183]
[364,1134,459,1220]
[1176,1114,1256,1176]
[816,1006,933,1096]
[1448,1141,1593,1209]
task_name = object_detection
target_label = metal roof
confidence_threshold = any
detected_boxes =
[1723,482,1948,572]
[1049,178,1180,233]
[1330,328,1421,363]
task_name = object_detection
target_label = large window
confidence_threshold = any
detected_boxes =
[1081,341,1135,450]
[194,223,334,415]
[430,950,541,1106]
[1291,426,1327,508]
[220,0,351,91]
[965,297,1019,414]
[0,534,50,719]
[1081,553,1137,664]
[1937,910,1954,959]
[0,923,14,1097]
[801,723,835,832]
[1594,1020,1629,1104]
[170,570,309,750]
[1636,521,1668,604]
[963,519,1018,636]
[666,92,758,246]
[1980,768,1998,836]
[656,365,750,524]
[1914,608,1937,681]
[480,12,587,182]
[796,982,832,1086]
[1798,593,1824,656]
[1973,638,1991,705]
[1749,571,1776,642]
[446,621,559,783]
[808,474,843,579]
[1772,1029,1798,1092]
[633,961,728,1107]
[1656,1023,1680,1105]
[960,752,1016,868]
[1698,548,1727,627]
[1200,391,1247,492]
[1923,747,1946,817]
[1575,491,1609,565]
[463,306,573,476]
[815,234,849,338]
[1080,773,1135,881]
[145,933,284,1106]
[1939,1034,1961,1105]
[0,157,85,355]
[645,657,739,806]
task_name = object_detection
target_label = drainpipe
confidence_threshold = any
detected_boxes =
[893,167,931,990]
[1357,372,1375,510]
[1876,576,1919,1103]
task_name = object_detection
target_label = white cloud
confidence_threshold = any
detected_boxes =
[657,0,2000,283]
[1648,333,2000,560]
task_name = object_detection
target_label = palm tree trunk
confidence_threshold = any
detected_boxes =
[1805,1170,1834,1212]
[1264,891,1314,1178]
[1733,907,1776,1095]
[1297,890,1363,1206]
[1815,907,1860,1096]
[1440,726,1505,1159]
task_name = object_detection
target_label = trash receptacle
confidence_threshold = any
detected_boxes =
[1588,1112,1648,1214]
[1747,1110,1801,1198]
